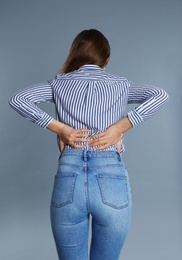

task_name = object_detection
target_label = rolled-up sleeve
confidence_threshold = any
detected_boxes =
[127,83,169,127]
[9,81,54,128]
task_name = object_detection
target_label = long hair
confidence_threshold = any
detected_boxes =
[60,29,110,74]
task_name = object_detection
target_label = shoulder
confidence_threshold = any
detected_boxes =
[105,70,128,81]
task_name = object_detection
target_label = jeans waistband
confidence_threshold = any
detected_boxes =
[61,147,122,160]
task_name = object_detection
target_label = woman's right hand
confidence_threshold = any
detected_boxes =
[58,124,90,151]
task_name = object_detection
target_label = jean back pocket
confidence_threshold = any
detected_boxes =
[97,174,129,210]
[51,173,77,208]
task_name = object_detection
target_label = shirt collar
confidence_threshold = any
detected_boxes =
[79,64,103,71]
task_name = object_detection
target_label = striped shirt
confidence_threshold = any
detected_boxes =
[9,65,169,152]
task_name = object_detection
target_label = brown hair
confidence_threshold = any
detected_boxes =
[60,29,110,74]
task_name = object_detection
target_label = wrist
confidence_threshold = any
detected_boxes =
[113,123,123,135]
[47,119,66,135]
[115,116,133,133]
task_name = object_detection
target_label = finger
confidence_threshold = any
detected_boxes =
[74,144,86,149]
[91,132,105,139]
[89,137,108,147]
[75,129,90,134]
[75,134,91,138]
[69,143,86,149]
[95,143,111,151]
[67,134,90,142]
[74,138,90,142]
[73,133,91,139]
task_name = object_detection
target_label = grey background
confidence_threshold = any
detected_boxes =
[0,0,181,259]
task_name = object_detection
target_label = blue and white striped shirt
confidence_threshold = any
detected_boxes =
[9,65,169,152]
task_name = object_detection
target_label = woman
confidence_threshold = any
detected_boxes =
[9,29,169,260]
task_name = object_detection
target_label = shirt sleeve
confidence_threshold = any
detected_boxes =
[127,82,169,127]
[9,81,54,129]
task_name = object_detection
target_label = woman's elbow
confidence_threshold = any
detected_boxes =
[9,94,19,110]
[162,89,170,103]
[157,88,170,104]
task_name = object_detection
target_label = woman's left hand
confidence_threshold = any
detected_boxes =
[89,116,133,151]
[89,124,122,151]
[47,119,90,151]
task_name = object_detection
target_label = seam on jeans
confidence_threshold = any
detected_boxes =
[55,218,88,226]
[88,164,123,169]
[89,155,118,158]
[84,152,90,213]
[58,162,83,168]
[61,153,83,157]
[84,169,90,213]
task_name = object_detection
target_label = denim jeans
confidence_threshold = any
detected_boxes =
[50,148,132,260]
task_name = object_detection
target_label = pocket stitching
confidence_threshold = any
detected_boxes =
[51,173,77,208]
[97,174,129,210]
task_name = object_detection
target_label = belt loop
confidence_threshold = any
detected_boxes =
[83,148,87,162]
[116,151,122,162]
[85,141,89,151]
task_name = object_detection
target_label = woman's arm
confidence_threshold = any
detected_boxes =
[89,84,169,150]
[9,82,89,148]
[9,82,54,128]
[127,83,169,126]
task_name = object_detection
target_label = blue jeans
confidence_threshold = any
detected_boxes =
[50,148,132,260]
